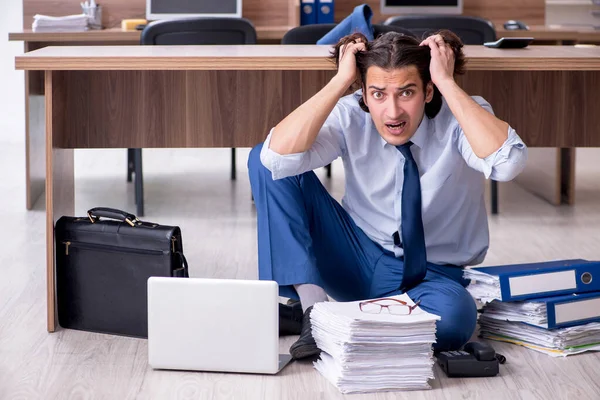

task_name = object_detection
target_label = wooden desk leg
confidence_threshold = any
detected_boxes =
[25,42,47,210]
[45,71,74,332]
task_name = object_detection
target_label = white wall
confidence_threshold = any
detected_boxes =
[546,0,600,26]
[0,0,24,145]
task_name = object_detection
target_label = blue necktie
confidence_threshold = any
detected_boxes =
[396,142,427,289]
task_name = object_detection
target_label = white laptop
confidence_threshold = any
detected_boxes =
[147,277,293,374]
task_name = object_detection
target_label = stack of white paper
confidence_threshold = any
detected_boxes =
[480,300,548,327]
[463,268,501,304]
[478,315,600,357]
[32,14,89,32]
[311,294,440,394]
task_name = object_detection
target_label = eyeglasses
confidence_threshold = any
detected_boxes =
[359,297,422,315]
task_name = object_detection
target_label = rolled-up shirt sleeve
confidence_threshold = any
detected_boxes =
[457,97,528,181]
[259,103,347,180]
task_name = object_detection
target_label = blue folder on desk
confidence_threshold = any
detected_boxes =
[471,259,600,301]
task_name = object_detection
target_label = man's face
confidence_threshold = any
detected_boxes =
[362,65,433,147]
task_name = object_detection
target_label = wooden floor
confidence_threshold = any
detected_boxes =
[1,143,599,400]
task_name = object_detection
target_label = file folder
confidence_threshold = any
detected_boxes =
[470,259,600,301]
[300,0,317,25]
[483,292,600,329]
[534,292,600,329]
[478,315,600,357]
[317,0,334,24]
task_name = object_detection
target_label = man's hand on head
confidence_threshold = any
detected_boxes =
[336,39,366,88]
[419,34,511,159]
[420,34,456,87]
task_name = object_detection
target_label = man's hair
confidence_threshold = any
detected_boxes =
[330,30,466,119]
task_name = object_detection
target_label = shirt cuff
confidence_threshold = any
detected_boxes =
[259,129,307,180]
[481,127,526,179]
[259,130,279,176]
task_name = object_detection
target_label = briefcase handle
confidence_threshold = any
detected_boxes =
[174,251,190,278]
[87,207,139,227]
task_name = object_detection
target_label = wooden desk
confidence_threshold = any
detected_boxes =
[9,26,293,44]
[498,25,600,44]
[14,45,600,332]
[13,25,600,46]
[10,24,600,47]
[10,26,600,210]
[9,27,293,210]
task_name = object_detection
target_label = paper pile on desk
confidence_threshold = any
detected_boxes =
[311,294,440,394]
[32,14,89,32]
[478,315,600,357]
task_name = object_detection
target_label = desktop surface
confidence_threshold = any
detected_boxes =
[9,26,293,43]
[14,45,600,72]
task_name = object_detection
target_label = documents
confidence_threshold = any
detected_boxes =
[463,268,501,304]
[310,294,440,393]
[480,299,549,327]
[32,14,89,32]
[465,260,600,357]
[478,315,600,357]
[463,259,600,303]
[479,293,600,329]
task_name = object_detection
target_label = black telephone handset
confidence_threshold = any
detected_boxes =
[436,342,505,378]
[463,341,496,361]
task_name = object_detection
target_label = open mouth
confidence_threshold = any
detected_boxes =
[385,121,407,135]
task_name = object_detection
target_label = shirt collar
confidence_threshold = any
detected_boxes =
[409,115,429,149]
[378,114,430,149]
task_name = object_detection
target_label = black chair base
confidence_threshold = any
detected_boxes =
[126,148,144,217]
[231,148,236,180]
[126,148,135,182]
[491,180,498,215]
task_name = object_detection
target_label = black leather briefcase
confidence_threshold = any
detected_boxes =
[55,207,189,338]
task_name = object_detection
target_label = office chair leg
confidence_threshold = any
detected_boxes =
[491,180,498,215]
[127,148,135,182]
[133,148,144,217]
[231,148,237,180]
[326,164,332,178]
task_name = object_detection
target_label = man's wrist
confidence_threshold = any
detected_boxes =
[331,73,355,92]
[433,77,457,95]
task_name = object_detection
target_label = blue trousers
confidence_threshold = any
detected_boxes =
[248,144,477,351]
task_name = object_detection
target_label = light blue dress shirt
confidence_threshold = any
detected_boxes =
[260,91,528,267]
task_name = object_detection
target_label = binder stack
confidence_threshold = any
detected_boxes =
[300,0,335,25]
[300,0,317,25]
[464,259,600,356]
[316,0,334,24]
